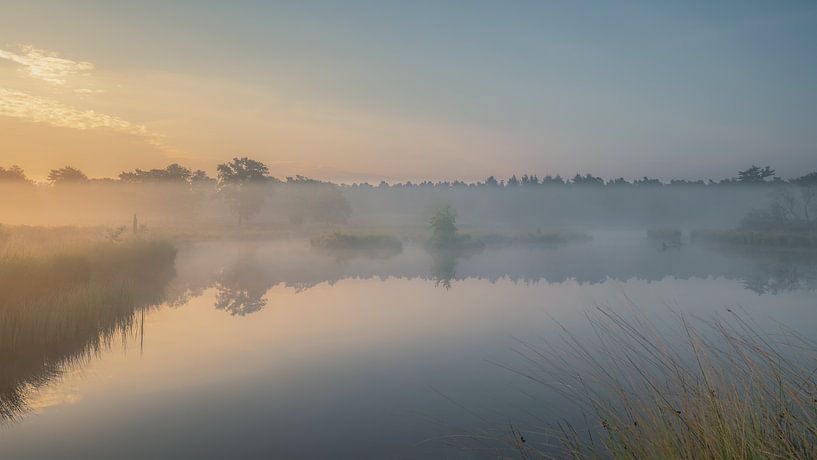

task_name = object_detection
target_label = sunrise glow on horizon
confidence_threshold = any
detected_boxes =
[2,1,816,182]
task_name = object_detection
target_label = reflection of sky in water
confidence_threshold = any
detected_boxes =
[2,233,817,459]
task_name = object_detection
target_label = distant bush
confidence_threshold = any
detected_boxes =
[426,205,485,252]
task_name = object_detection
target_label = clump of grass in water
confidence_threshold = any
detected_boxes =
[310,232,403,258]
[504,306,817,459]
[479,230,591,248]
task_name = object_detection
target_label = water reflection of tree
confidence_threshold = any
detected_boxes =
[214,252,272,316]
[194,241,817,295]
[740,255,817,294]
[431,250,458,289]
[429,247,485,289]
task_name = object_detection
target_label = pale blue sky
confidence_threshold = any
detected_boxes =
[2,1,816,180]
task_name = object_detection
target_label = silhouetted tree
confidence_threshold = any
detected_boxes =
[429,205,458,246]
[608,177,630,186]
[737,165,775,183]
[48,166,88,185]
[119,163,193,183]
[0,165,30,183]
[217,157,270,184]
[572,173,604,186]
[190,169,214,183]
[541,174,565,185]
[217,157,271,226]
[521,174,539,186]
[634,176,661,186]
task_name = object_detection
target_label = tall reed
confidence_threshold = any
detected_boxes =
[508,307,817,459]
[0,226,177,421]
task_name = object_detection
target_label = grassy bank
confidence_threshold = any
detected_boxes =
[508,308,817,459]
[0,226,177,421]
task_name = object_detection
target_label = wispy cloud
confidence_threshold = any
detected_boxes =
[0,46,177,156]
[0,45,93,85]
[0,87,169,150]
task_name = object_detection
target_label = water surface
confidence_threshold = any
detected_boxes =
[2,232,816,459]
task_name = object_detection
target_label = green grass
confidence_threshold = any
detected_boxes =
[507,308,817,459]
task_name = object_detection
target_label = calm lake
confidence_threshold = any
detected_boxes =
[2,231,816,459]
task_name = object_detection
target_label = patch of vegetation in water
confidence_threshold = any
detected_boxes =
[310,232,403,258]
[480,230,591,248]
[425,205,485,252]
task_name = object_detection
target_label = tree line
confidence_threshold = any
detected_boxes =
[0,161,814,188]
[2,159,815,229]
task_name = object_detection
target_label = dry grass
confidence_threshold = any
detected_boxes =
[506,306,817,459]
[0,226,177,421]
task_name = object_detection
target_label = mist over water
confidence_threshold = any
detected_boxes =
[4,0,817,455]
[3,0,817,456]
[2,163,817,458]
[1,223,816,458]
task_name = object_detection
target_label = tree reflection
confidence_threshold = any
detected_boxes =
[214,251,271,316]
[428,246,484,289]
[431,250,457,289]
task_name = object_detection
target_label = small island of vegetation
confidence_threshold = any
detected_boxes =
[310,232,403,258]
[425,205,484,252]
[480,229,591,248]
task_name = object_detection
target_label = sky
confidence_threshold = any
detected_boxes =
[1,0,816,182]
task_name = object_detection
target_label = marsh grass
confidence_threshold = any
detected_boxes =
[502,306,817,459]
[0,226,176,421]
